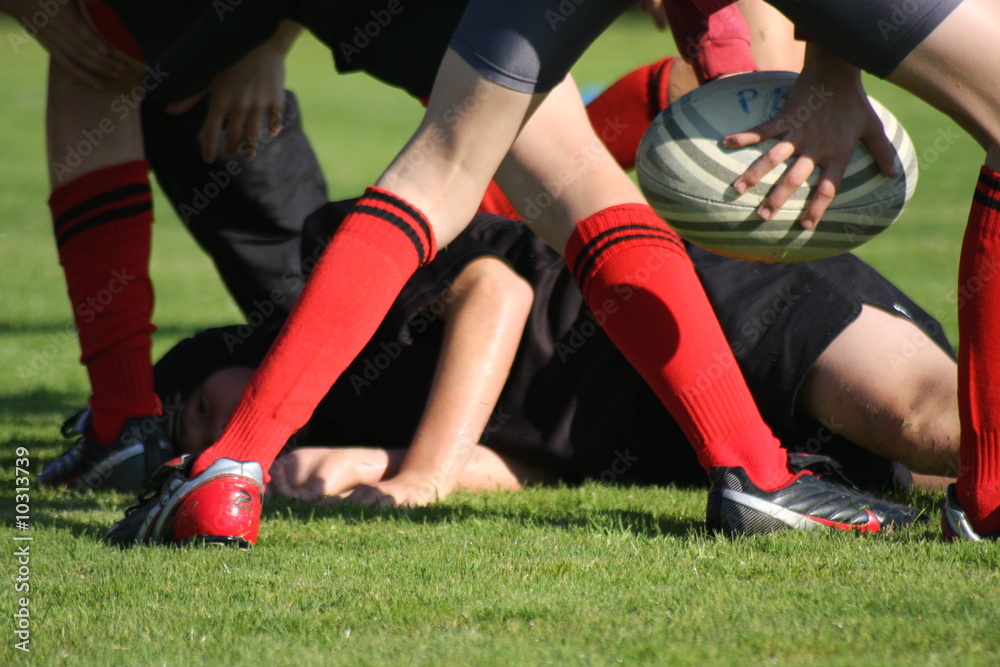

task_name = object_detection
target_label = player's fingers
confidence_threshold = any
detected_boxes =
[652,4,669,29]
[268,103,284,137]
[200,97,227,163]
[241,106,265,159]
[62,28,126,78]
[341,485,375,506]
[166,91,207,116]
[722,118,784,149]
[757,155,816,222]
[224,102,252,158]
[801,163,846,229]
[865,125,902,178]
[734,138,796,196]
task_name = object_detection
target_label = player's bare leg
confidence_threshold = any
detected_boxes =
[797,305,959,477]
[888,0,1000,538]
[40,60,169,492]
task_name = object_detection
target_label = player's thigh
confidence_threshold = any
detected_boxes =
[494,76,647,252]
[887,0,1000,154]
[46,59,144,187]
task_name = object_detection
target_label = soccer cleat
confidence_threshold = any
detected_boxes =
[941,484,999,542]
[104,456,263,548]
[38,410,173,492]
[706,466,918,536]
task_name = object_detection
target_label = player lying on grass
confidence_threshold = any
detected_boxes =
[0,0,328,493]
[142,196,955,514]
[106,0,928,545]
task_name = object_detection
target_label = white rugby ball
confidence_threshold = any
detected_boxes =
[636,71,918,263]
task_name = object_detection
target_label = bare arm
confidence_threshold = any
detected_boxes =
[343,256,534,507]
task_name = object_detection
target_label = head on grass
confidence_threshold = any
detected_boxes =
[155,324,276,455]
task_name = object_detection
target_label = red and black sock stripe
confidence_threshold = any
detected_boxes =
[51,165,152,252]
[49,161,159,444]
[352,186,435,267]
[972,166,1000,225]
[569,218,686,296]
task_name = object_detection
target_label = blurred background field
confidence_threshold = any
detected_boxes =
[1,12,996,666]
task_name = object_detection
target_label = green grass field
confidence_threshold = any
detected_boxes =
[2,13,999,665]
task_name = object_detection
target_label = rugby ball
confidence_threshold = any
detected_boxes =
[636,71,918,263]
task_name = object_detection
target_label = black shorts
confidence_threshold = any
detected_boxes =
[689,243,955,435]
[768,0,963,77]
[450,0,962,93]
[450,0,634,93]
[683,243,954,490]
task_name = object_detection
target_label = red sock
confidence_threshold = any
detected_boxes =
[584,58,674,171]
[956,166,1000,535]
[193,187,436,476]
[564,204,793,490]
[50,161,160,445]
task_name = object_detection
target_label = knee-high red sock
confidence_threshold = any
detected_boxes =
[50,161,159,445]
[565,204,793,490]
[956,166,1000,535]
[192,187,436,476]
[584,58,674,171]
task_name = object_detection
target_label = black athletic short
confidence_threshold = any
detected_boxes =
[450,0,964,93]
[143,0,473,104]
[768,0,963,78]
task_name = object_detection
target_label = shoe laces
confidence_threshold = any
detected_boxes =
[60,408,91,439]
[122,455,190,516]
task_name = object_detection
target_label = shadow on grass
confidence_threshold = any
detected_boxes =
[263,492,703,539]
[0,320,208,338]
[3,487,703,545]
[0,490,126,543]
[0,387,82,423]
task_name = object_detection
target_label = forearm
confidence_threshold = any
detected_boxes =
[393,258,533,500]
[266,20,303,56]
